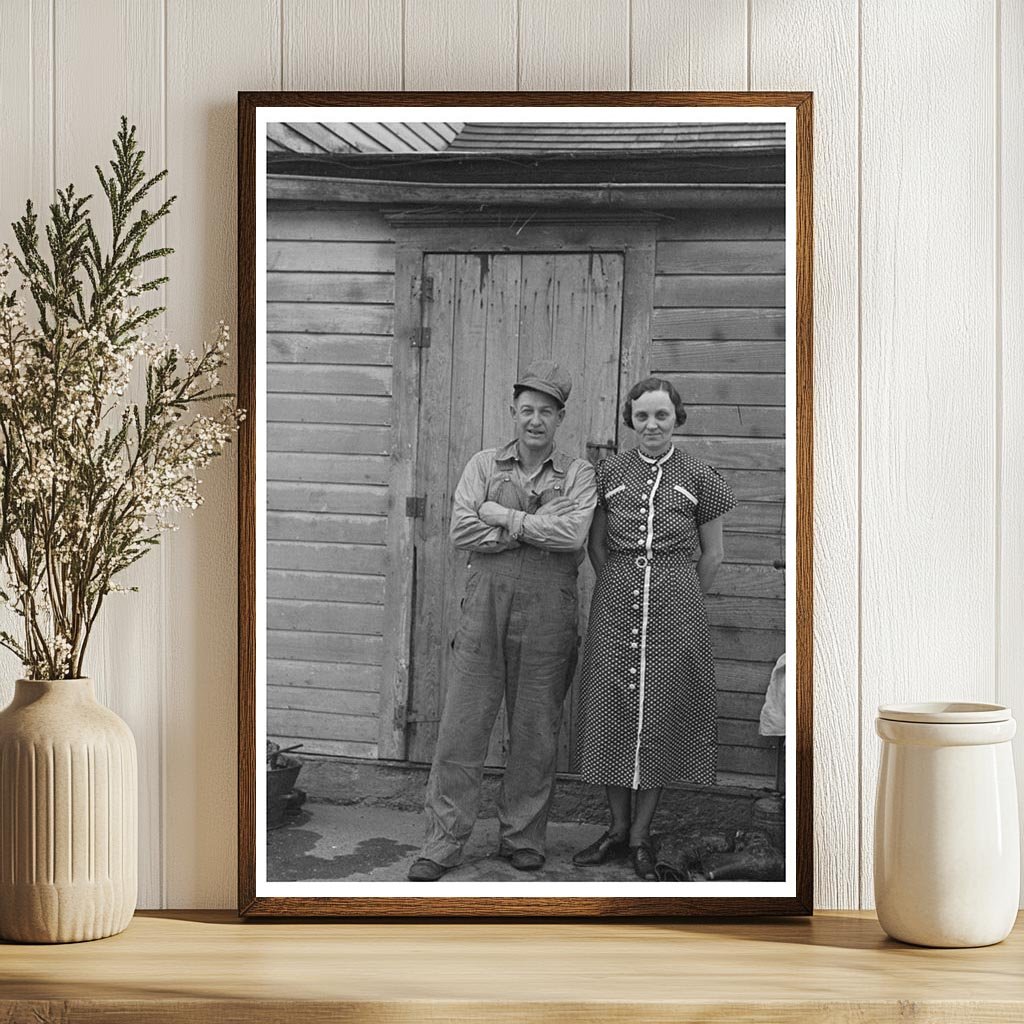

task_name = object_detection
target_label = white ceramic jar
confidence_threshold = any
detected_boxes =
[874,702,1019,947]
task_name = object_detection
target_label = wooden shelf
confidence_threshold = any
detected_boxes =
[2,910,1022,1022]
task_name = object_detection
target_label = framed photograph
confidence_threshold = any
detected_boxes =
[238,91,812,917]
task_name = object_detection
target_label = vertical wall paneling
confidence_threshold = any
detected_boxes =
[859,1,998,908]
[403,0,517,90]
[0,1,53,695]
[749,0,860,910]
[164,0,280,907]
[630,0,746,90]
[282,0,402,91]
[999,0,1024,897]
[518,0,628,90]
[53,0,166,908]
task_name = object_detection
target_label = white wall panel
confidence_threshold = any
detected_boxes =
[750,0,860,910]
[53,0,167,909]
[859,0,998,907]
[631,0,746,90]
[0,2,53,696]
[283,0,402,90]
[519,0,628,89]
[404,0,517,89]
[164,0,280,908]
[1000,0,1024,899]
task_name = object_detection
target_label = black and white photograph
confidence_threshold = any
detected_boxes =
[242,99,809,914]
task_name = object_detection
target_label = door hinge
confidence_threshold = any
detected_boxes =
[406,495,427,517]
[411,327,431,348]
[412,275,434,302]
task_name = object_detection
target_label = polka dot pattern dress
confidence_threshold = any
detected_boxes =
[577,446,736,789]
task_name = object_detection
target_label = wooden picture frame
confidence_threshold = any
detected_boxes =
[238,91,813,917]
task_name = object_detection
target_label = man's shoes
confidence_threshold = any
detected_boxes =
[572,830,630,866]
[407,858,450,882]
[502,848,545,871]
[630,841,658,881]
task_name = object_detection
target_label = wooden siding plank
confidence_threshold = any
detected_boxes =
[518,254,556,368]
[268,631,383,666]
[669,406,784,438]
[268,333,393,365]
[681,438,785,471]
[652,339,784,374]
[267,364,391,396]
[268,660,382,692]
[267,301,394,336]
[717,720,778,750]
[481,255,523,449]
[660,372,785,406]
[268,394,390,425]
[267,205,394,242]
[268,454,389,485]
[404,0,516,89]
[631,0,746,91]
[267,571,384,604]
[405,253,457,761]
[859,0,997,909]
[707,597,786,631]
[712,627,786,664]
[652,307,786,341]
[711,564,785,601]
[657,241,785,275]
[268,541,385,575]
[267,512,386,545]
[519,0,629,89]
[654,275,785,308]
[718,690,772,721]
[658,208,786,240]
[377,249,423,759]
[268,240,394,273]
[268,482,388,516]
[717,745,778,777]
[268,600,384,635]
[282,0,401,89]
[717,659,779,694]
[267,734,377,760]
[718,469,784,502]
[268,272,394,304]
[266,708,378,742]
[267,424,390,455]
[722,501,786,534]
[267,685,380,718]
[722,532,787,566]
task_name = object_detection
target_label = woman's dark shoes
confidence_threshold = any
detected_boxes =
[573,830,630,866]
[630,841,659,881]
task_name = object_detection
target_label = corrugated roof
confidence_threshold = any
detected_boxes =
[267,121,784,156]
[266,122,463,154]
[449,122,785,152]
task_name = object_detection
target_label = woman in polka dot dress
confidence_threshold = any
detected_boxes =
[573,377,736,880]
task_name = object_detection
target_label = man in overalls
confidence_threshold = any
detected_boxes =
[408,361,598,880]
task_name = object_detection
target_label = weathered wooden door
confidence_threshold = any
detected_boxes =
[406,251,624,768]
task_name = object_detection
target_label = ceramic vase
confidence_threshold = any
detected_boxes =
[874,702,1019,948]
[0,678,137,943]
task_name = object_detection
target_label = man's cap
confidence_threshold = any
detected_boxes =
[514,359,572,405]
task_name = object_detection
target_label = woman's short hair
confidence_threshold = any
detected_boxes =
[622,377,687,430]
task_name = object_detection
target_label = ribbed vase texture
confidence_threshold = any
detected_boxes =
[0,678,137,943]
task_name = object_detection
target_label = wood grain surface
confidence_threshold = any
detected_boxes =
[1,911,1023,1023]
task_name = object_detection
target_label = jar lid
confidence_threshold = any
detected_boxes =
[877,701,1011,724]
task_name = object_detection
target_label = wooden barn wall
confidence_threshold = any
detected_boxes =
[0,0,1016,912]
[266,202,394,760]
[651,208,786,784]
